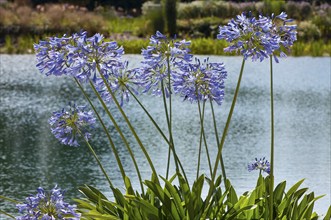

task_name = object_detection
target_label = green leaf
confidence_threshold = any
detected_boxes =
[298,194,324,220]
[226,179,238,205]
[215,175,222,187]
[274,181,286,205]
[293,188,309,201]
[74,198,97,210]
[132,197,160,219]
[144,180,178,220]
[161,176,185,218]
[83,211,121,220]
[286,179,305,197]
[124,176,135,195]
[323,205,331,220]
[227,204,258,220]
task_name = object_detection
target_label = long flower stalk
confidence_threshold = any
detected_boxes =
[165,55,178,179]
[0,210,15,219]
[75,79,126,180]
[211,58,245,184]
[196,100,212,178]
[97,66,159,183]
[210,100,227,182]
[75,78,145,193]
[269,55,275,219]
[78,129,113,188]
[161,81,182,180]
[161,81,172,179]
[126,86,188,182]
[89,80,145,191]
[202,58,245,210]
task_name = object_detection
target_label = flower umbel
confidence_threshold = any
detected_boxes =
[49,103,95,147]
[140,31,193,96]
[248,157,271,174]
[34,31,124,82]
[173,58,227,105]
[94,60,142,106]
[16,185,80,220]
[217,12,297,62]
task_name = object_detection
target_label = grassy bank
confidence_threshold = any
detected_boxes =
[1,35,330,57]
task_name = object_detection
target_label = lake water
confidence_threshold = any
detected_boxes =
[0,55,330,216]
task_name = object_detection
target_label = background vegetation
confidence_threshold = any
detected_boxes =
[0,0,330,56]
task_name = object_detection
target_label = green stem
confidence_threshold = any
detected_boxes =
[204,58,245,206]
[161,81,180,179]
[0,195,19,204]
[98,69,159,182]
[210,100,227,182]
[269,56,274,220]
[211,58,245,183]
[74,78,127,184]
[127,86,188,182]
[164,55,177,180]
[162,81,172,179]
[197,100,212,178]
[0,210,15,219]
[79,130,113,188]
[88,80,145,193]
[196,101,203,178]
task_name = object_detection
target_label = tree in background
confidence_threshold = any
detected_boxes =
[163,0,177,37]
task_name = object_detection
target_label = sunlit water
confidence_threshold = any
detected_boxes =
[0,55,330,216]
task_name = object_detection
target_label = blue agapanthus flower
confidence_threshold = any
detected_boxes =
[34,31,124,82]
[94,60,142,106]
[217,12,297,62]
[140,31,193,96]
[173,58,227,105]
[248,157,271,174]
[16,185,80,220]
[49,103,95,147]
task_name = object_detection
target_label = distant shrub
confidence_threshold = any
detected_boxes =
[177,1,203,19]
[163,0,177,36]
[300,2,312,20]
[298,21,321,41]
[0,3,106,35]
[4,35,14,54]
[214,1,231,18]
[261,0,285,15]
[313,4,331,40]
[141,2,165,35]
[285,1,312,20]
[117,39,149,54]
[177,17,224,38]
[0,7,18,26]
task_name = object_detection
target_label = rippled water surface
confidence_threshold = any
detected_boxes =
[0,55,330,215]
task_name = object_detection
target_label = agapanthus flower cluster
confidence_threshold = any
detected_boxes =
[34,31,124,82]
[140,31,193,96]
[218,12,297,62]
[173,58,227,105]
[248,157,271,174]
[16,186,80,220]
[94,60,142,106]
[49,103,95,147]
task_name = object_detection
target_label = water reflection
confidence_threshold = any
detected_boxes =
[0,55,330,215]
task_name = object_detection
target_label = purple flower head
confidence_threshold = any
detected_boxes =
[34,31,124,82]
[140,31,193,96]
[16,185,80,220]
[49,103,95,147]
[248,157,271,174]
[94,60,142,106]
[218,12,297,62]
[173,58,227,105]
